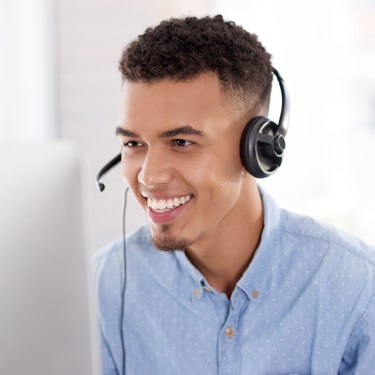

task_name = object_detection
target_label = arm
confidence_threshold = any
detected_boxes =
[99,325,119,375]
[93,247,124,375]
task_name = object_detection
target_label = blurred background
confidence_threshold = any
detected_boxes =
[1,0,374,251]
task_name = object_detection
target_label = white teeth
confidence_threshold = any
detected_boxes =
[151,200,158,210]
[158,200,167,210]
[146,194,192,212]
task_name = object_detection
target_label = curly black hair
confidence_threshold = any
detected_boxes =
[119,15,272,113]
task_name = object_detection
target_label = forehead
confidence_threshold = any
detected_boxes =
[117,74,234,131]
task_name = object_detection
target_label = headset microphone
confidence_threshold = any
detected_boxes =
[96,153,121,192]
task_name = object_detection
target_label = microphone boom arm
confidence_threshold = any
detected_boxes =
[96,153,121,192]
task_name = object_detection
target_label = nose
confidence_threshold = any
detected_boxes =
[137,147,173,187]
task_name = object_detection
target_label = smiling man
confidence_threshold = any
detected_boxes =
[94,15,375,375]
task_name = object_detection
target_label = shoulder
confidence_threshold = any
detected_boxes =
[92,224,180,286]
[280,208,375,266]
[260,187,375,268]
[260,188,375,306]
[94,224,151,260]
[92,225,152,281]
[274,207,375,313]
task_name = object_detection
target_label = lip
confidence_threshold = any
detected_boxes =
[145,197,192,225]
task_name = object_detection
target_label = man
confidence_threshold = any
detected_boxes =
[94,15,375,374]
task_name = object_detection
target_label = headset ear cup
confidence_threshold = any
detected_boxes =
[240,116,284,178]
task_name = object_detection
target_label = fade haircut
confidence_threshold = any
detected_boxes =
[119,15,273,114]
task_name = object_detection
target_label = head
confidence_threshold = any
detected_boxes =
[116,15,271,252]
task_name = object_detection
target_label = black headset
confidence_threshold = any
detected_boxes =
[240,68,290,178]
[96,68,290,190]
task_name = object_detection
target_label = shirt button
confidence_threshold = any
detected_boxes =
[225,327,235,338]
[193,288,200,297]
[252,289,259,299]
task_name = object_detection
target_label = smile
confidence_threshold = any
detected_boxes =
[144,194,192,213]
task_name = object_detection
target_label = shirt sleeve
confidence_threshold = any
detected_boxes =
[92,249,122,375]
[99,325,119,375]
[339,294,375,374]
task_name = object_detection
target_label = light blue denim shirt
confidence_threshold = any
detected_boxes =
[94,190,375,375]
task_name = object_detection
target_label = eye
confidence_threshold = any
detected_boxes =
[173,139,193,147]
[123,140,143,148]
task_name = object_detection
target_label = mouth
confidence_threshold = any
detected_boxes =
[141,193,193,213]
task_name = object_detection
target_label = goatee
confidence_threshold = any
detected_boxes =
[151,224,191,251]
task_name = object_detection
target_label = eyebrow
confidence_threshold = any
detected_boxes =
[115,125,205,138]
[160,125,205,138]
[115,127,140,137]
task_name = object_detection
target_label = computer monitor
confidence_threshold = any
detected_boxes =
[0,142,99,375]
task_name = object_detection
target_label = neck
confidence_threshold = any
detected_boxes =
[185,181,263,298]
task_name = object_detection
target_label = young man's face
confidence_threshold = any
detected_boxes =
[116,73,254,252]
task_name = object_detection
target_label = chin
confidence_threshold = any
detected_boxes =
[151,226,191,251]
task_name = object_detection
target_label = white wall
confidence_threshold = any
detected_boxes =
[0,0,57,141]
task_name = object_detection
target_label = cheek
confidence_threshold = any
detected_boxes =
[187,153,243,201]
[193,146,243,185]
